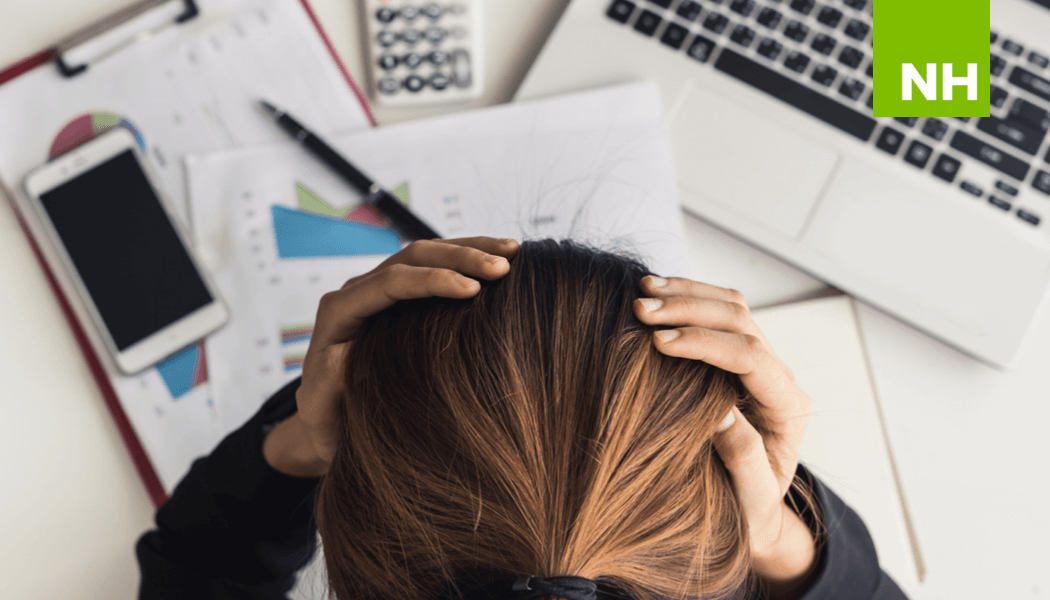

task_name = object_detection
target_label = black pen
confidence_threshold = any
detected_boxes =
[258,100,441,241]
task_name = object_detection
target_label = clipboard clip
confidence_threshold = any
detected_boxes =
[55,0,199,78]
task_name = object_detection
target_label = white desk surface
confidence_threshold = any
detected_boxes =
[0,0,894,598]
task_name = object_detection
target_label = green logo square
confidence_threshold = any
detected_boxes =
[875,0,990,117]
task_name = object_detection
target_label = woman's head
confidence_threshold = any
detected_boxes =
[317,239,778,600]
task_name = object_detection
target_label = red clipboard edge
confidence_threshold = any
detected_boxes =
[0,2,377,510]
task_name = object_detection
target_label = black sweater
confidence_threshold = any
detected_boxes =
[136,377,909,600]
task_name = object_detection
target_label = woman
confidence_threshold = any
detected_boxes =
[136,237,907,600]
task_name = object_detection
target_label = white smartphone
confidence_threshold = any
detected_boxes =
[20,127,228,375]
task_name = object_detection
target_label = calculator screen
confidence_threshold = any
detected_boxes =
[40,150,213,351]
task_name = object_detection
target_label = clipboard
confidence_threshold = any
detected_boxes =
[0,0,375,509]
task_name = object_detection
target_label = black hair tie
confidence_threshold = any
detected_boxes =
[513,576,597,600]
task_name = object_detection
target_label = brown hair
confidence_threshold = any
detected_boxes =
[317,239,799,600]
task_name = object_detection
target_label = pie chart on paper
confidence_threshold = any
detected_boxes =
[48,112,148,159]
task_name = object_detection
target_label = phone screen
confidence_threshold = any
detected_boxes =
[39,150,213,351]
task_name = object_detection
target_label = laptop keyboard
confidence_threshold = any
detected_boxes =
[605,0,1050,228]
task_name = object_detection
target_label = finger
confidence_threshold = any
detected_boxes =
[712,406,784,545]
[652,325,810,475]
[641,275,749,309]
[374,238,519,279]
[634,295,752,335]
[315,263,482,347]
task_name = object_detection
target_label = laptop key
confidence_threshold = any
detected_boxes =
[1034,170,1050,196]
[950,131,1031,180]
[816,7,844,28]
[875,127,904,155]
[838,46,864,69]
[838,77,865,100]
[729,0,756,17]
[990,85,1008,109]
[1002,39,1024,56]
[1030,52,1050,69]
[894,117,918,127]
[843,0,867,10]
[904,139,933,168]
[660,22,690,49]
[932,154,962,183]
[758,38,784,60]
[989,196,1012,211]
[606,0,636,23]
[1009,68,1050,103]
[811,34,837,56]
[703,12,730,34]
[784,50,811,73]
[730,24,757,47]
[960,181,983,197]
[633,9,662,36]
[864,61,873,78]
[977,116,1046,155]
[686,35,718,62]
[714,48,877,140]
[990,54,1006,77]
[1017,209,1041,226]
[757,7,783,28]
[646,0,673,7]
[811,64,838,87]
[789,0,815,15]
[996,181,1019,196]
[844,19,870,41]
[676,0,703,21]
[1009,98,1050,130]
[784,21,810,43]
[922,118,949,141]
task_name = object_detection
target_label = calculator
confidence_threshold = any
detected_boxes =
[359,0,484,107]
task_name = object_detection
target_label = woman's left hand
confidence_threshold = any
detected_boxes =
[633,276,817,599]
[263,237,520,478]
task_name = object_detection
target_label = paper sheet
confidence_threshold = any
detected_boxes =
[0,0,371,491]
[186,81,691,436]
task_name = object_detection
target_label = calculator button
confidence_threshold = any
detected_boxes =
[990,85,1008,108]
[378,53,399,70]
[838,46,864,69]
[990,54,1006,77]
[844,19,870,41]
[904,140,933,168]
[730,24,756,48]
[816,6,843,29]
[424,27,446,44]
[376,7,396,23]
[843,0,867,10]
[989,196,1012,211]
[633,9,662,36]
[647,0,673,7]
[932,154,961,183]
[756,7,782,29]
[607,0,636,23]
[996,181,1019,196]
[811,33,836,56]
[1030,52,1050,69]
[429,72,450,90]
[423,3,443,19]
[1017,209,1041,226]
[686,35,717,63]
[960,181,983,197]
[676,0,702,21]
[789,0,814,16]
[865,62,872,78]
[377,30,398,47]
[729,0,755,18]
[429,50,449,66]
[401,29,423,45]
[400,6,420,22]
[1002,39,1023,56]
[894,117,918,128]
[404,75,425,92]
[403,53,424,69]
[1032,170,1050,196]
[378,77,400,95]
[784,51,811,73]
[921,118,948,141]
[451,49,472,87]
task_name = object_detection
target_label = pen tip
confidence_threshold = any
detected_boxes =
[258,99,278,116]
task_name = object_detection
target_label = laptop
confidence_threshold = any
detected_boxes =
[515,0,1050,369]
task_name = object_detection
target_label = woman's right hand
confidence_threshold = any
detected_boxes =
[633,276,818,599]
[263,237,519,478]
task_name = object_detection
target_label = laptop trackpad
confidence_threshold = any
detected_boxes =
[669,83,839,239]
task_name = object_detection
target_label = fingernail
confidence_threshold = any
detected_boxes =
[486,255,508,265]
[716,410,736,432]
[649,276,668,288]
[655,329,679,343]
[642,298,662,312]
